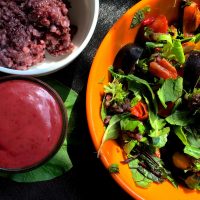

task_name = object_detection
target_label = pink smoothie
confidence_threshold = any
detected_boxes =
[0,79,64,170]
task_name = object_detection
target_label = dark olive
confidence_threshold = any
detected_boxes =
[184,51,200,89]
[113,43,144,75]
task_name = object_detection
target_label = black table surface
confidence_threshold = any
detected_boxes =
[0,0,139,199]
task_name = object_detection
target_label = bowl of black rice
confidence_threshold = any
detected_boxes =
[0,0,99,76]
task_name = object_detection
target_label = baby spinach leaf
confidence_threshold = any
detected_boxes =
[157,77,183,108]
[166,110,194,126]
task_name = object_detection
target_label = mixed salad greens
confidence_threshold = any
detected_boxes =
[100,0,200,189]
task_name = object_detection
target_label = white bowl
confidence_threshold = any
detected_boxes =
[0,0,99,76]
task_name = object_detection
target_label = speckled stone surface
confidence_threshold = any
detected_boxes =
[0,1,138,199]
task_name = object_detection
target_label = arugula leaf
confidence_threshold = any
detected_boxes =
[98,114,127,157]
[166,110,194,126]
[108,164,119,173]
[157,77,183,108]
[130,6,151,28]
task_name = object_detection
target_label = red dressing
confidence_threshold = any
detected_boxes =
[0,79,64,170]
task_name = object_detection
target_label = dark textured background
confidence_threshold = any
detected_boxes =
[0,0,139,199]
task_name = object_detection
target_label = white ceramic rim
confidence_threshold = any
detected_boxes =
[0,0,99,76]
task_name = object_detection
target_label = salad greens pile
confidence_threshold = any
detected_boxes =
[100,0,200,190]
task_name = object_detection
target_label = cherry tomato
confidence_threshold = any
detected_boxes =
[148,15,168,33]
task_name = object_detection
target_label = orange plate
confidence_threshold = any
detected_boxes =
[86,0,200,199]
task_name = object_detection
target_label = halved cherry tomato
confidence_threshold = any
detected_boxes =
[147,15,168,33]
[130,101,148,120]
[149,58,177,79]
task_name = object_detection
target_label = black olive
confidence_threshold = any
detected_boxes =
[184,51,200,89]
[113,43,144,75]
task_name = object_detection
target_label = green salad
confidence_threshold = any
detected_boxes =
[100,0,200,189]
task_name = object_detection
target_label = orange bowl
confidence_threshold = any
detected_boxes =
[86,0,200,199]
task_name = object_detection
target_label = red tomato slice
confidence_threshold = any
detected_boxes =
[130,101,148,120]
[148,15,168,33]
[149,62,172,79]
[149,58,177,80]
